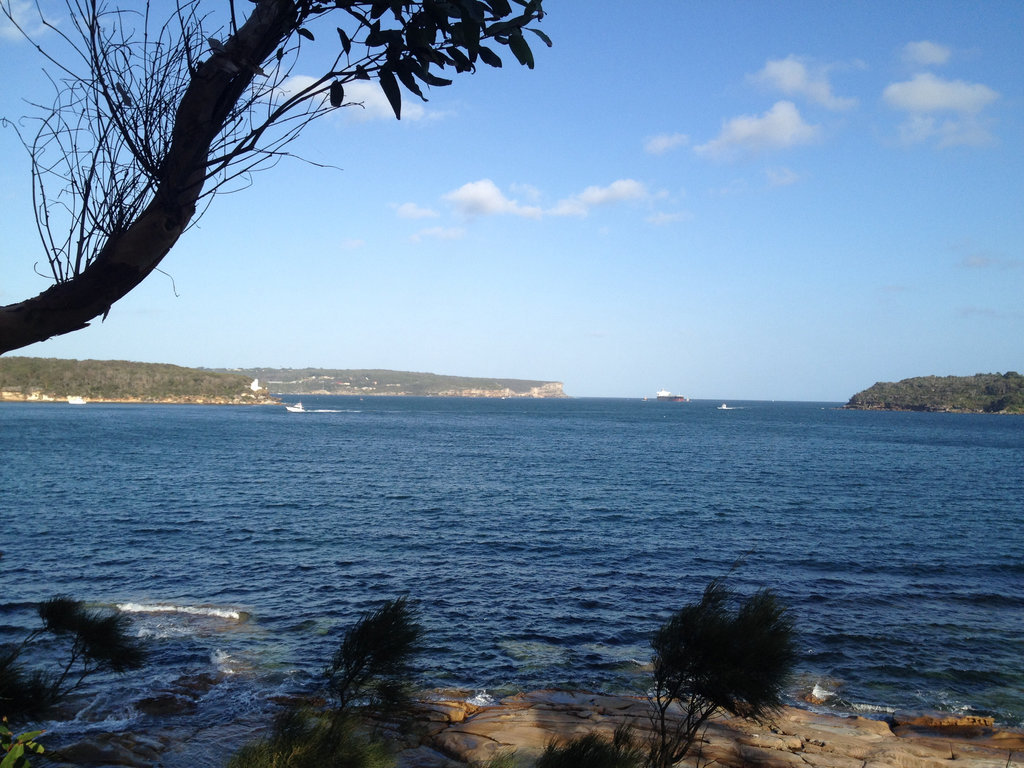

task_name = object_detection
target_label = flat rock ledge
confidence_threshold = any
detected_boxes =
[47,690,1024,768]
[396,691,1024,768]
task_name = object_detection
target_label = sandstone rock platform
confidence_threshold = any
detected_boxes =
[397,691,1024,768]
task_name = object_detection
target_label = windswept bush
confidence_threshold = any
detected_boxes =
[1,597,144,721]
[228,596,424,768]
[648,579,796,768]
[536,725,645,768]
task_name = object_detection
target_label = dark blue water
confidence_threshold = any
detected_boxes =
[2,397,1022,745]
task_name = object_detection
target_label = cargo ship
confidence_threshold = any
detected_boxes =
[656,389,689,402]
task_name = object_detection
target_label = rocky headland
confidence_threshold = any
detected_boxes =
[844,373,1024,414]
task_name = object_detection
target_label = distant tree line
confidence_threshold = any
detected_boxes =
[845,372,1024,414]
[0,357,265,401]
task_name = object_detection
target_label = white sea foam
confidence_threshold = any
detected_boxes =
[117,602,245,621]
[212,648,240,675]
[467,691,497,707]
[811,683,837,701]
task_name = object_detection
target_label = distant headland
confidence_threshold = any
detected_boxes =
[844,372,1024,414]
[0,357,567,403]
[211,367,567,398]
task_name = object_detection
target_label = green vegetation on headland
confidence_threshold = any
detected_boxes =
[0,357,276,404]
[212,367,567,398]
[844,372,1024,414]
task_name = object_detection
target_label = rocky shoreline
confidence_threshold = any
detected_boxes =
[45,691,1024,768]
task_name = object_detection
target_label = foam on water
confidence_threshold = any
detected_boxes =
[117,602,247,621]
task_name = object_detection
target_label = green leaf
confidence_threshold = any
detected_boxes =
[337,27,351,54]
[508,29,533,68]
[395,64,425,99]
[490,0,513,15]
[297,27,314,41]
[527,27,551,47]
[378,68,402,119]
[477,45,502,68]
[329,81,345,107]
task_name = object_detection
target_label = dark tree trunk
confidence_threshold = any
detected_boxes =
[0,0,297,354]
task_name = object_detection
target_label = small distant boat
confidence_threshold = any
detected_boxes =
[285,402,306,413]
[718,403,732,410]
[67,396,86,405]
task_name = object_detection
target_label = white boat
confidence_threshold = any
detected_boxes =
[717,403,731,410]
[285,402,306,413]
[67,396,86,405]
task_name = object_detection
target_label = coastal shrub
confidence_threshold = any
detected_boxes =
[325,596,425,719]
[228,597,423,767]
[648,580,796,768]
[536,725,645,768]
[225,709,392,768]
[1,718,45,768]
[0,597,144,721]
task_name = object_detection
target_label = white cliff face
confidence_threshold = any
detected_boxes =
[438,382,567,398]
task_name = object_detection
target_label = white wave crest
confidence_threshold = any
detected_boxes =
[117,602,245,621]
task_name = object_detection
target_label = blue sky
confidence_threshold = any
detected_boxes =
[1,1,1022,400]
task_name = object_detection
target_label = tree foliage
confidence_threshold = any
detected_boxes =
[845,372,1024,414]
[325,596,424,715]
[0,0,548,353]
[0,597,144,722]
[0,356,265,401]
[648,580,796,768]
[227,596,423,768]
[536,725,646,768]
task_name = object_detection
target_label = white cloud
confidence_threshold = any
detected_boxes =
[645,133,689,155]
[342,80,426,121]
[646,211,692,225]
[550,179,650,217]
[884,73,998,114]
[884,73,999,147]
[443,179,542,219]
[394,202,438,219]
[903,41,951,67]
[410,226,465,242]
[752,56,856,111]
[695,101,820,159]
[765,166,801,187]
[0,0,52,40]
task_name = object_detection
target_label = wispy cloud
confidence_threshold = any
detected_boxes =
[751,56,856,111]
[695,101,820,159]
[903,41,951,67]
[393,202,438,219]
[644,132,689,155]
[765,166,801,187]
[884,73,998,114]
[883,72,999,147]
[550,179,650,217]
[440,178,651,220]
[410,226,465,243]
[959,254,1021,270]
[443,179,543,219]
[0,0,52,40]
[646,211,692,226]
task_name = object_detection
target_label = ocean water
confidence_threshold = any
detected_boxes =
[2,397,1022,751]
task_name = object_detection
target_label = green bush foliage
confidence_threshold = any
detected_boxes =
[325,596,424,717]
[1,719,45,768]
[648,580,796,768]
[846,372,1024,413]
[225,709,392,768]
[228,597,423,767]
[1,597,144,721]
[536,725,646,768]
